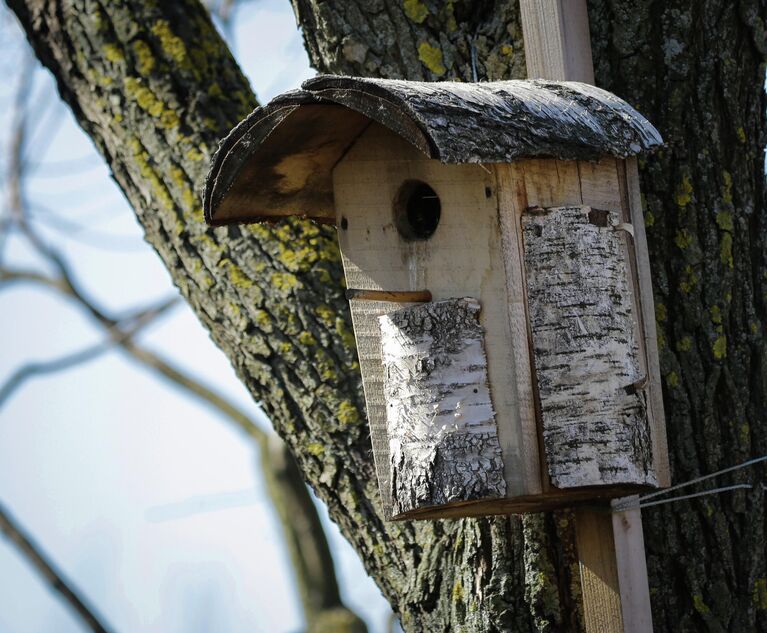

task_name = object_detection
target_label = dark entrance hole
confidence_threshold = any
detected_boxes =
[393,180,441,241]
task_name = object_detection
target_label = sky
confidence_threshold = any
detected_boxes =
[0,2,394,632]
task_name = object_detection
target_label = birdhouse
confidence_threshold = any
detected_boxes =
[203,76,670,520]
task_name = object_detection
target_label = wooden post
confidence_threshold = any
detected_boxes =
[520,3,656,632]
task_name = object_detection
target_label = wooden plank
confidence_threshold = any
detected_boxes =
[611,496,654,633]
[494,163,544,495]
[334,124,539,518]
[578,158,623,211]
[345,289,431,303]
[380,298,506,518]
[519,158,581,208]
[519,0,595,84]
[345,297,405,514]
[621,157,670,487]
[575,506,625,633]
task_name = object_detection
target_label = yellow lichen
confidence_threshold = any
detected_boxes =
[452,579,464,602]
[677,336,693,352]
[315,304,335,326]
[225,262,253,289]
[722,171,733,205]
[720,233,733,268]
[335,319,357,350]
[403,0,428,23]
[128,136,174,211]
[271,271,300,292]
[103,43,125,63]
[151,20,190,67]
[710,305,722,324]
[693,594,711,615]
[418,42,446,76]
[666,372,679,388]
[656,303,667,322]
[186,146,204,162]
[675,229,693,250]
[713,336,727,359]
[298,331,317,347]
[716,211,733,232]
[679,265,698,294]
[675,174,693,208]
[645,210,655,227]
[132,40,155,75]
[736,127,746,144]
[740,423,750,446]
[124,77,180,128]
[337,400,361,425]
[307,442,325,457]
[753,579,767,610]
[254,309,273,333]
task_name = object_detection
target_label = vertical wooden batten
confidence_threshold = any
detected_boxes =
[519,0,595,84]
[520,2,661,632]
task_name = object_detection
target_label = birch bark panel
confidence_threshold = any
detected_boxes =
[380,298,506,517]
[522,205,656,488]
[334,124,537,513]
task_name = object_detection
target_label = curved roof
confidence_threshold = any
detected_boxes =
[204,75,662,225]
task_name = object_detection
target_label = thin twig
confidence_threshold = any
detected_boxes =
[0,501,113,633]
[0,297,178,409]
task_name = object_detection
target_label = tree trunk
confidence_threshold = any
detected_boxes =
[6,0,765,631]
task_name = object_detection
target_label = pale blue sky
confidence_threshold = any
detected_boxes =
[0,2,392,632]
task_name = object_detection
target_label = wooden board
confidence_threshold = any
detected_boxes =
[498,157,668,488]
[519,0,595,84]
[334,124,540,518]
[611,496,654,633]
[620,158,670,487]
[575,507,624,633]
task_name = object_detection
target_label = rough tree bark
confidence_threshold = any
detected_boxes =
[6,0,765,632]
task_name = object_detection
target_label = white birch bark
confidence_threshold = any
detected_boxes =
[522,205,656,488]
[379,298,506,517]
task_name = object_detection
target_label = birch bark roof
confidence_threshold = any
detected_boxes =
[203,75,662,225]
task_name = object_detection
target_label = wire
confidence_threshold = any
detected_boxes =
[612,454,767,512]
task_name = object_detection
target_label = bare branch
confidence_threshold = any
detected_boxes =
[0,501,113,633]
[0,296,178,409]
[0,266,65,292]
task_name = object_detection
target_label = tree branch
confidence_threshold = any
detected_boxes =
[0,501,113,633]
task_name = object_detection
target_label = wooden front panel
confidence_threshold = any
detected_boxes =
[495,158,669,492]
[333,124,541,518]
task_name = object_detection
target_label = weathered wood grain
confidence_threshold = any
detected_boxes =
[522,205,656,488]
[380,298,506,517]
[519,0,595,84]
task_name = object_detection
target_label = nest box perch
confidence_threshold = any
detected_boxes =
[203,75,669,521]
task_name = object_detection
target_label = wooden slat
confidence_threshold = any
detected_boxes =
[519,0,595,84]
[345,289,432,303]
[575,507,625,633]
[611,496,654,633]
[620,157,670,487]
[494,163,544,496]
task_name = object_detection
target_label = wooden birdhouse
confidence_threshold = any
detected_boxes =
[203,76,670,521]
